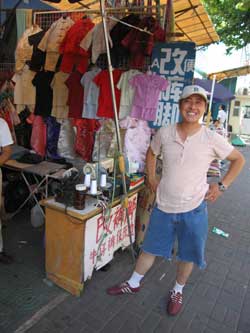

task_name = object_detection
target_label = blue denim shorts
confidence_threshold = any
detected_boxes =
[141,200,208,269]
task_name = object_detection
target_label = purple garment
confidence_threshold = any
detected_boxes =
[119,116,152,172]
[129,73,168,121]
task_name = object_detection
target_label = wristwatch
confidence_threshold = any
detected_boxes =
[218,181,227,192]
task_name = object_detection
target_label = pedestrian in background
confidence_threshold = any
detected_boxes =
[0,118,13,264]
[217,104,227,128]
[107,85,245,316]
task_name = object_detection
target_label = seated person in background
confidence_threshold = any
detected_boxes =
[210,119,224,136]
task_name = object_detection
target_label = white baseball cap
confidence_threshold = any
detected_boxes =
[180,85,208,102]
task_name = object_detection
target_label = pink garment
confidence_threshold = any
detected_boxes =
[129,73,168,121]
[119,116,151,172]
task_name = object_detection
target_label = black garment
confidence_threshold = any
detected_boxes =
[32,71,54,117]
[14,107,32,149]
[28,30,46,72]
[17,152,43,164]
[110,14,141,67]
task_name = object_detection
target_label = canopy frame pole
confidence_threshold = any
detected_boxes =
[99,0,136,262]
[206,74,216,127]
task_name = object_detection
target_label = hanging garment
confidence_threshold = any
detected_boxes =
[109,14,141,67]
[15,24,42,72]
[129,73,168,121]
[12,64,36,113]
[121,16,165,68]
[80,67,101,119]
[93,69,123,119]
[14,106,32,149]
[50,71,69,119]
[92,119,116,161]
[45,116,62,160]
[38,16,74,72]
[59,17,94,73]
[30,115,47,157]
[119,116,152,172]
[80,20,116,64]
[73,118,100,162]
[28,30,46,71]
[57,119,77,159]
[117,69,141,119]
[32,70,54,117]
[65,71,84,119]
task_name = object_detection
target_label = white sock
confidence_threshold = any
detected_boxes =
[127,271,144,288]
[173,281,185,294]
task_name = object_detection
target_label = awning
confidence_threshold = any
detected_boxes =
[41,0,219,46]
[194,78,235,102]
[207,65,250,81]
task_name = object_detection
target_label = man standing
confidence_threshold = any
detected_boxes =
[107,85,245,316]
[217,104,227,128]
[0,118,13,264]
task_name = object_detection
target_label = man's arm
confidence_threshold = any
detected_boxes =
[206,148,245,202]
[221,148,245,187]
[145,146,159,192]
[0,145,12,166]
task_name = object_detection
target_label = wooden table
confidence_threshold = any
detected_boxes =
[42,187,143,296]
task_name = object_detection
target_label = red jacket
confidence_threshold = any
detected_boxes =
[59,18,94,73]
[59,17,94,56]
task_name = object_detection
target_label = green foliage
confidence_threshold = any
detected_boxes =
[203,0,250,52]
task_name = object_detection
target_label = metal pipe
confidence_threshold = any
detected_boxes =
[99,0,136,262]
[206,74,216,126]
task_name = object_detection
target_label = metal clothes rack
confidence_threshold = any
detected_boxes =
[33,5,166,30]
[33,3,166,262]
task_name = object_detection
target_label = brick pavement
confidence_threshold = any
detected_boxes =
[15,147,250,332]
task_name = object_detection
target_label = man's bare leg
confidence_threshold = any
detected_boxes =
[167,261,194,315]
[134,251,156,275]
[176,261,193,285]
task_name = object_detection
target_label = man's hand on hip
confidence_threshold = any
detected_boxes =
[146,177,159,193]
[205,183,222,202]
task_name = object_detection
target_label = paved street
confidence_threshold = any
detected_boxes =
[2,146,250,333]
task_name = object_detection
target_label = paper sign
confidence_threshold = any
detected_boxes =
[84,193,138,280]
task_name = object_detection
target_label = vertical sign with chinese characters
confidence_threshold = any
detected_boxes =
[149,42,196,128]
[84,193,138,281]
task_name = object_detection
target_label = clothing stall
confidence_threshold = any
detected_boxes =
[4,3,168,295]
[0,0,219,295]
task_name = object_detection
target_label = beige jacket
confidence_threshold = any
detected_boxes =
[38,16,74,71]
[80,20,116,64]
[51,71,69,119]
[15,24,42,73]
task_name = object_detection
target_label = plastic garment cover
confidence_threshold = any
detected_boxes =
[92,119,117,161]
[119,116,152,172]
[30,115,46,157]
[57,119,77,159]
[45,116,61,159]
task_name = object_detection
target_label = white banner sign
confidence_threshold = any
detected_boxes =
[84,193,138,281]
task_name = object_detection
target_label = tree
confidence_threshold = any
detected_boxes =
[203,0,250,53]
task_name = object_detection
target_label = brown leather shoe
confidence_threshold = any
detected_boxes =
[0,252,13,264]
[167,290,183,315]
